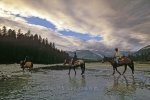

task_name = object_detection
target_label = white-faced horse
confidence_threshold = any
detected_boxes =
[20,60,33,71]
[64,58,85,75]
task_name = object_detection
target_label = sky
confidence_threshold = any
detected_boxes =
[0,0,150,51]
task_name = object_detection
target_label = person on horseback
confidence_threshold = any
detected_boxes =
[24,56,29,63]
[72,52,78,65]
[114,48,122,64]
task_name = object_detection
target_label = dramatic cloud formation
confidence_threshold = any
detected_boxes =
[0,0,150,51]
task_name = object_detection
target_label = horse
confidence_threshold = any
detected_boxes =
[102,56,134,75]
[20,60,33,71]
[64,58,85,75]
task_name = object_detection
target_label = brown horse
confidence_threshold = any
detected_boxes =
[20,60,33,71]
[102,56,134,75]
[64,58,85,75]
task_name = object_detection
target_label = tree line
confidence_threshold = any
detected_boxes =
[130,52,150,61]
[0,26,69,64]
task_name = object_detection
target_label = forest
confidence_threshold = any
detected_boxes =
[0,26,69,64]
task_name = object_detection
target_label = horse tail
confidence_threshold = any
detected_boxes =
[131,60,134,74]
[81,62,85,75]
[83,62,85,72]
[31,62,33,69]
[83,62,85,69]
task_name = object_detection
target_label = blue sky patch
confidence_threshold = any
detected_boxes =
[59,30,103,41]
[24,16,56,30]
[22,16,102,41]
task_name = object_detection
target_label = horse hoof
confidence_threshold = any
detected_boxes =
[81,73,84,75]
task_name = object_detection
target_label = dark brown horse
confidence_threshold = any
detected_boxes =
[64,58,85,75]
[102,56,134,75]
[20,60,33,71]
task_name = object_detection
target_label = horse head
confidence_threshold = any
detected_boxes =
[102,56,111,62]
[63,59,67,65]
[63,58,72,65]
[20,60,25,68]
[102,56,116,64]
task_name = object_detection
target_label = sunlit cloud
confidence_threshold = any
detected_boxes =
[0,0,150,51]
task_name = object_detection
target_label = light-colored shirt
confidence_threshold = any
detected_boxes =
[114,51,122,58]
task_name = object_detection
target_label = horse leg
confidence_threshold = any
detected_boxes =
[23,68,25,72]
[81,63,85,75]
[73,66,76,75]
[81,66,84,75]
[83,63,85,75]
[30,63,33,72]
[115,67,121,75]
[112,67,115,75]
[29,67,33,72]
[122,65,127,75]
[128,64,134,74]
[131,61,134,74]
[68,66,71,75]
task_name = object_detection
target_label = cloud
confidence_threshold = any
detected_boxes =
[0,14,81,50]
[0,0,150,51]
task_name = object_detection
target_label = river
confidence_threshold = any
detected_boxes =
[0,63,150,100]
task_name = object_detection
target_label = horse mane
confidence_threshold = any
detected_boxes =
[104,56,114,60]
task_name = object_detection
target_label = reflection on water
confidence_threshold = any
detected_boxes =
[0,66,150,100]
[106,75,136,96]
[68,75,86,89]
[105,74,150,100]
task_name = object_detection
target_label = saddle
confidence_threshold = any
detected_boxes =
[118,57,131,64]
[72,59,78,65]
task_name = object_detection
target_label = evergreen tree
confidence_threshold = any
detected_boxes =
[0,26,69,64]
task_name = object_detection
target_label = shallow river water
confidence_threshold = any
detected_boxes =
[0,64,150,100]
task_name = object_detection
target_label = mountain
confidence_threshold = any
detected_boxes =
[133,45,150,61]
[67,50,103,60]
[67,49,136,61]
[91,50,134,57]
[135,45,150,55]
[139,45,150,51]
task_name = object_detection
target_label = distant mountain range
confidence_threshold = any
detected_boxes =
[134,45,150,57]
[131,45,150,61]
[67,50,103,60]
[67,49,135,61]
[136,45,150,54]
[67,45,150,61]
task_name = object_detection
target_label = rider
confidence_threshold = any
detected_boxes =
[24,56,29,63]
[114,48,122,64]
[72,52,77,65]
